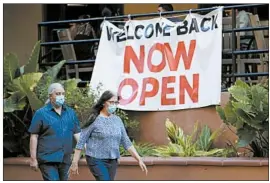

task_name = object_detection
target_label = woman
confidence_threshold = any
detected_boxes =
[69,90,148,180]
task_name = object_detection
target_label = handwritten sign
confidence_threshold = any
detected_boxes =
[90,7,223,111]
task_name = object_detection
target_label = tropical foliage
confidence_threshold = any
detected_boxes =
[3,41,139,157]
[216,79,269,157]
[120,141,156,157]
[153,119,235,157]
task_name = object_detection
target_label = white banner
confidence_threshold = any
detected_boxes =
[90,7,223,111]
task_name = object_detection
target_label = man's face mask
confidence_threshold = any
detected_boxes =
[55,95,65,106]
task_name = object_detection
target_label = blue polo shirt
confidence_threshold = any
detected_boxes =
[28,103,81,164]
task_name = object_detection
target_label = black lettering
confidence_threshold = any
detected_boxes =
[126,25,134,40]
[155,23,163,37]
[163,25,173,36]
[212,15,218,30]
[145,24,154,39]
[177,20,188,35]
[106,26,114,41]
[189,18,199,34]
[135,25,144,39]
[112,31,119,41]
[201,17,211,32]
[117,32,127,42]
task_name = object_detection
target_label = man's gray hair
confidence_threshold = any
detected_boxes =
[45,83,64,104]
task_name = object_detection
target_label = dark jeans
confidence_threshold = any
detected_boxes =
[86,155,118,181]
[39,162,70,181]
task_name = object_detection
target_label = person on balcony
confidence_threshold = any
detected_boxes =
[235,8,255,50]
[158,4,182,23]
[70,14,98,60]
[28,83,81,181]
[69,90,148,181]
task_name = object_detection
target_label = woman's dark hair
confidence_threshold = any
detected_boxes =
[82,90,117,128]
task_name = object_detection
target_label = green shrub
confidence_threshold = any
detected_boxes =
[216,79,269,157]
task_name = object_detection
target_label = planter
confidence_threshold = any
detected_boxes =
[4,157,268,180]
[126,92,237,148]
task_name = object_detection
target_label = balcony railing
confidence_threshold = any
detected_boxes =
[37,3,269,88]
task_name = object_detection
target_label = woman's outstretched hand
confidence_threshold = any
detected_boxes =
[138,160,148,175]
[68,161,79,179]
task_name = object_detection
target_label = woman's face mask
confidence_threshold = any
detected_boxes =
[107,104,117,114]
[106,97,119,114]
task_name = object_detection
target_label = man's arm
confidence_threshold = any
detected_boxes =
[28,110,42,171]
[30,134,38,159]
[29,134,39,171]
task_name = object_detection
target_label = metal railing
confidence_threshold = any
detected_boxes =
[38,3,269,86]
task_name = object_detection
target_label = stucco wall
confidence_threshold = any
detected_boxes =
[4,157,268,181]
[3,4,43,66]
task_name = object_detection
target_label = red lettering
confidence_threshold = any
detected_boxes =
[118,78,139,105]
[161,76,176,105]
[123,40,196,74]
[179,74,199,104]
[139,77,159,106]
[147,43,166,73]
[164,40,196,71]
[124,45,145,74]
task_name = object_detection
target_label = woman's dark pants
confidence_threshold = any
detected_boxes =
[86,155,118,181]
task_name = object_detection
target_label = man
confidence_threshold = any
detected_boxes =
[28,83,81,181]
[157,4,182,23]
